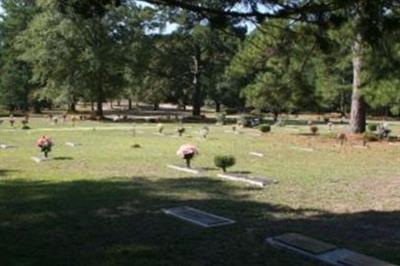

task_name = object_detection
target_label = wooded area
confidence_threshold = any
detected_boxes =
[1,0,400,133]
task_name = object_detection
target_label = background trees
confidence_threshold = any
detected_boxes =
[1,0,400,132]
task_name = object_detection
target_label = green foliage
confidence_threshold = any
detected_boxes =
[214,155,236,173]
[224,108,237,115]
[310,126,319,135]
[259,124,271,133]
[368,124,378,132]
[176,127,185,136]
[0,0,38,111]
[228,20,316,116]
[16,2,147,116]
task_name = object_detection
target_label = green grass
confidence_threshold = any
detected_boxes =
[1,118,400,265]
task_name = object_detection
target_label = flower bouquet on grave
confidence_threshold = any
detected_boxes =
[177,144,198,168]
[36,136,53,158]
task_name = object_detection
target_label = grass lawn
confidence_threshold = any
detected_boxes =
[1,118,400,265]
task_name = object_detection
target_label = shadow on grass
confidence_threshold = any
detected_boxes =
[53,156,74,161]
[0,169,19,177]
[0,177,399,266]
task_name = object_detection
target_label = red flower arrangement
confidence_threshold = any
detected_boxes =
[36,136,53,158]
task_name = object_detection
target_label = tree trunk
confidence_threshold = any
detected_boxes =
[273,111,279,123]
[192,46,202,117]
[96,88,104,118]
[349,33,366,133]
[215,101,221,113]
[97,100,103,118]
[128,99,132,110]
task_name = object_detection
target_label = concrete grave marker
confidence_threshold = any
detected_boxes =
[31,156,51,163]
[248,133,262,137]
[291,146,314,152]
[167,165,200,174]
[162,206,235,228]
[271,233,337,255]
[267,233,397,266]
[0,144,15,149]
[217,173,274,187]
[333,249,396,266]
[65,142,81,147]
[249,152,264,157]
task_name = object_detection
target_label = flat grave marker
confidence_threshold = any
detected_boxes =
[291,146,314,152]
[266,233,397,266]
[162,206,235,228]
[167,165,200,174]
[31,156,51,164]
[249,152,264,157]
[65,142,81,148]
[0,144,15,149]
[248,133,262,137]
[217,173,275,187]
[271,233,337,255]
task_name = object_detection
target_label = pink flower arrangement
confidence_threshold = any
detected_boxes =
[177,144,198,168]
[36,136,53,157]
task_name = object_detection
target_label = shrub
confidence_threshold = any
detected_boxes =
[214,155,236,173]
[368,124,378,132]
[323,115,330,123]
[363,132,379,142]
[132,144,141,148]
[310,126,319,135]
[259,124,271,133]
[176,127,185,136]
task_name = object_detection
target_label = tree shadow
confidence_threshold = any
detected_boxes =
[0,169,19,177]
[53,156,74,161]
[0,177,398,266]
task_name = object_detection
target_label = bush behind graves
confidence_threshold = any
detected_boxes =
[368,124,378,132]
[310,126,319,135]
[259,124,271,133]
[214,155,236,173]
